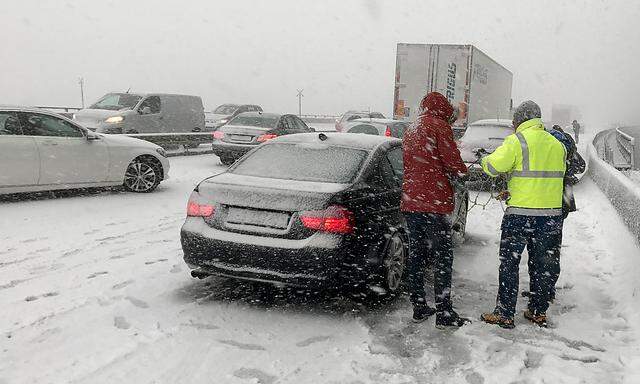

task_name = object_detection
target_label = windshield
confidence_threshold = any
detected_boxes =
[214,105,238,114]
[461,124,513,142]
[229,114,279,128]
[89,93,142,111]
[231,143,367,183]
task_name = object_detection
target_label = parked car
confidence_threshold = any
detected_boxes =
[73,93,205,134]
[457,119,513,189]
[0,107,170,194]
[335,110,385,132]
[344,118,410,139]
[181,132,468,299]
[205,104,263,131]
[211,112,314,165]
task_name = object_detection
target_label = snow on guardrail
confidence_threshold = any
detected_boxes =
[588,137,640,244]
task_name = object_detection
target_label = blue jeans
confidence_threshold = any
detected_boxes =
[495,214,563,319]
[404,212,454,312]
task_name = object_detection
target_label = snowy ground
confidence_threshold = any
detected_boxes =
[1,154,640,384]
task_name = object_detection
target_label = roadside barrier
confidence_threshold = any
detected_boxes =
[589,134,640,244]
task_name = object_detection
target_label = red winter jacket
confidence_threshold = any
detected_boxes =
[401,92,467,214]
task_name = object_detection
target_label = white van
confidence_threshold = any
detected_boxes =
[73,93,205,134]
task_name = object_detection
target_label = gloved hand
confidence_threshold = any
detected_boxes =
[495,190,511,201]
[473,148,488,159]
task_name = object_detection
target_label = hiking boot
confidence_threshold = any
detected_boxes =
[480,312,515,329]
[412,304,436,323]
[524,310,548,328]
[436,310,472,328]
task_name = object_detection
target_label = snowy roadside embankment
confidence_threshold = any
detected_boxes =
[588,140,640,244]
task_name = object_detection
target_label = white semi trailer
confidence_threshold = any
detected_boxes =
[394,43,513,130]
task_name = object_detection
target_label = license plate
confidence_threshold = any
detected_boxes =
[228,134,253,142]
[226,208,290,229]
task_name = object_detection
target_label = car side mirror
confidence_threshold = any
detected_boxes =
[86,132,100,141]
[309,127,316,132]
[139,106,152,115]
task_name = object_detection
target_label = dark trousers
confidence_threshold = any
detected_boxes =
[496,214,563,319]
[404,212,453,312]
[528,220,564,300]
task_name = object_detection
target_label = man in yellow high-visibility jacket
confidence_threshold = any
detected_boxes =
[479,100,567,329]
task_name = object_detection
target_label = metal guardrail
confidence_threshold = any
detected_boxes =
[616,127,636,169]
[123,132,214,157]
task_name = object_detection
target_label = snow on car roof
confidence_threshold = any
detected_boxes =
[349,118,406,125]
[270,132,401,150]
[235,111,280,118]
[469,119,513,126]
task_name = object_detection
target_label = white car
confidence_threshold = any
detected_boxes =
[0,107,170,194]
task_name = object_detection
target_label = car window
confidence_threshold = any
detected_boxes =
[379,155,398,188]
[391,122,408,138]
[139,96,161,114]
[348,124,379,135]
[292,116,309,131]
[231,114,279,128]
[0,111,23,135]
[19,112,84,138]
[231,143,367,183]
[461,124,513,142]
[386,147,404,183]
[370,112,385,119]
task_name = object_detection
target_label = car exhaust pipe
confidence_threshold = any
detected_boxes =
[190,269,211,279]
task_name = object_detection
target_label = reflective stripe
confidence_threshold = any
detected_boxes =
[515,133,529,171]
[514,131,564,179]
[486,161,500,176]
[505,207,562,216]
[511,170,565,178]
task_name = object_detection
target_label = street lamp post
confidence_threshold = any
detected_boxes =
[78,77,85,108]
[296,89,304,116]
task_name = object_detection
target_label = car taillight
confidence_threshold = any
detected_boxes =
[384,126,392,137]
[213,131,225,140]
[300,205,355,234]
[257,134,278,143]
[187,200,215,217]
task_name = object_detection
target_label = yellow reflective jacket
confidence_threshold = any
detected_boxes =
[481,118,566,215]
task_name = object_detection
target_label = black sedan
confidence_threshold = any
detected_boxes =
[211,112,314,165]
[182,133,468,299]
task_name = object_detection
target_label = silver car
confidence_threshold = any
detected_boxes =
[73,93,205,134]
[0,107,170,194]
[344,118,410,139]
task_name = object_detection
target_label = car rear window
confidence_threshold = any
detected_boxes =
[231,143,368,183]
[348,124,380,135]
[229,114,279,128]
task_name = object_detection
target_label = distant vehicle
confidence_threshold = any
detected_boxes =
[457,119,513,188]
[551,104,581,129]
[206,104,263,131]
[211,112,314,165]
[0,107,170,194]
[73,93,205,134]
[335,110,385,132]
[344,118,410,139]
[182,132,468,299]
[394,44,513,133]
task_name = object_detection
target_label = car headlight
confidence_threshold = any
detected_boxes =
[105,116,124,123]
[217,119,228,125]
[156,148,167,158]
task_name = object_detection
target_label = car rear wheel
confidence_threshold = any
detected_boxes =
[382,233,406,294]
[452,197,468,244]
[123,157,161,193]
[220,156,235,166]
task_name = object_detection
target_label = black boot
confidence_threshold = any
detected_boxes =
[436,309,471,328]
[412,304,436,323]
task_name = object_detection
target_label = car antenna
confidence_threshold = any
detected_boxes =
[318,133,328,141]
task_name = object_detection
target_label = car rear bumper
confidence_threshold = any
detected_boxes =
[211,141,255,160]
[180,218,347,287]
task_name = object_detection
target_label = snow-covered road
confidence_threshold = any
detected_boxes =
[1,154,639,384]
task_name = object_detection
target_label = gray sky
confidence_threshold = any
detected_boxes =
[2,0,639,126]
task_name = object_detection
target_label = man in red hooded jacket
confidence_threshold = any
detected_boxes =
[402,92,470,327]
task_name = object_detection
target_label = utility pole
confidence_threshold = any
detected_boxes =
[78,77,85,108]
[296,89,304,116]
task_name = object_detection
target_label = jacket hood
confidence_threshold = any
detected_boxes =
[419,92,454,121]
